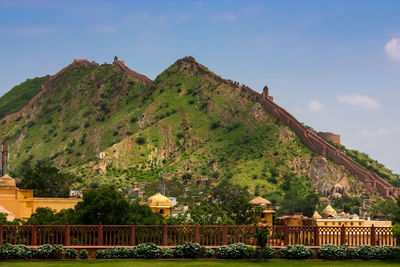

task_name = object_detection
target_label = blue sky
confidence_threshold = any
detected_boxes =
[1,0,400,173]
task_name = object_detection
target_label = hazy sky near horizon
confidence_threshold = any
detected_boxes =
[0,0,400,173]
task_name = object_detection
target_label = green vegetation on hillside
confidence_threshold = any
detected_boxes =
[0,57,396,204]
[0,76,48,119]
[344,148,400,187]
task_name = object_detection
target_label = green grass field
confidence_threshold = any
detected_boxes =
[1,260,400,267]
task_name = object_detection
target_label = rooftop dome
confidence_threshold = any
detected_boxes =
[313,211,322,219]
[322,205,337,217]
[147,193,173,208]
[0,174,16,188]
[249,196,272,206]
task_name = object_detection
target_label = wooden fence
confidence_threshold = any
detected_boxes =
[0,224,395,248]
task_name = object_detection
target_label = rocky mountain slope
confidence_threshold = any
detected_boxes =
[1,56,399,202]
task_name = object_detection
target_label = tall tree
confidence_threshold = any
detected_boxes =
[20,160,76,197]
[74,186,132,225]
[278,177,319,217]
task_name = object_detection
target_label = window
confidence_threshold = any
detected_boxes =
[324,222,327,226]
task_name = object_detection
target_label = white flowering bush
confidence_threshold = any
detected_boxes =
[279,245,314,259]
[217,243,248,259]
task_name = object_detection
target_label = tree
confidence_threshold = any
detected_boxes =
[74,186,132,225]
[129,202,164,225]
[203,180,255,225]
[0,212,23,225]
[332,196,361,215]
[187,204,234,225]
[26,207,56,225]
[20,160,76,197]
[278,177,319,217]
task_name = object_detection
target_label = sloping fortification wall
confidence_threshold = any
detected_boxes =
[113,56,152,85]
[1,59,99,123]
[240,86,400,200]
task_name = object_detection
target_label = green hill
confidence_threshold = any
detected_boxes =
[0,76,48,119]
[0,56,398,204]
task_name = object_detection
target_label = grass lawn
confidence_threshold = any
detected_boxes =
[1,260,400,267]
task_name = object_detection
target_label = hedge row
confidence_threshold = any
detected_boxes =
[0,244,87,260]
[0,243,399,260]
[97,243,400,260]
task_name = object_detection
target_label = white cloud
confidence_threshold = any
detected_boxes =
[359,126,400,138]
[385,38,400,62]
[212,12,237,22]
[337,94,380,110]
[308,100,325,113]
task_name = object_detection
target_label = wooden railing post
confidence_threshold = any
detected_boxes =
[222,225,228,245]
[314,225,319,247]
[64,225,70,246]
[340,225,346,246]
[0,224,3,246]
[32,225,37,246]
[130,225,136,246]
[371,224,376,246]
[162,224,168,246]
[97,223,103,246]
[194,225,200,244]
[284,225,289,245]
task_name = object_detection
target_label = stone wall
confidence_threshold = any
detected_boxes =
[240,85,400,200]
[318,132,341,146]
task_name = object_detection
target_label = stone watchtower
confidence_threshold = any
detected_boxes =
[261,86,274,101]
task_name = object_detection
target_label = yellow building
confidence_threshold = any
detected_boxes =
[0,174,81,221]
[315,205,391,227]
[249,196,275,226]
[147,192,173,217]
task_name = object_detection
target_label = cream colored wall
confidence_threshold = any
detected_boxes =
[0,186,81,221]
[364,220,392,227]
[316,219,364,227]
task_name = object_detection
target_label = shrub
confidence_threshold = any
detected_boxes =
[51,245,65,259]
[354,245,376,260]
[135,243,160,259]
[0,244,31,259]
[130,116,138,123]
[217,243,248,259]
[96,247,135,259]
[34,244,54,259]
[159,247,173,258]
[279,245,314,259]
[201,247,215,258]
[375,246,397,260]
[135,136,146,145]
[245,245,256,258]
[79,249,89,259]
[256,227,269,248]
[174,242,201,258]
[258,246,275,259]
[318,244,352,260]
[210,121,220,130]
[65,248,78,259]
